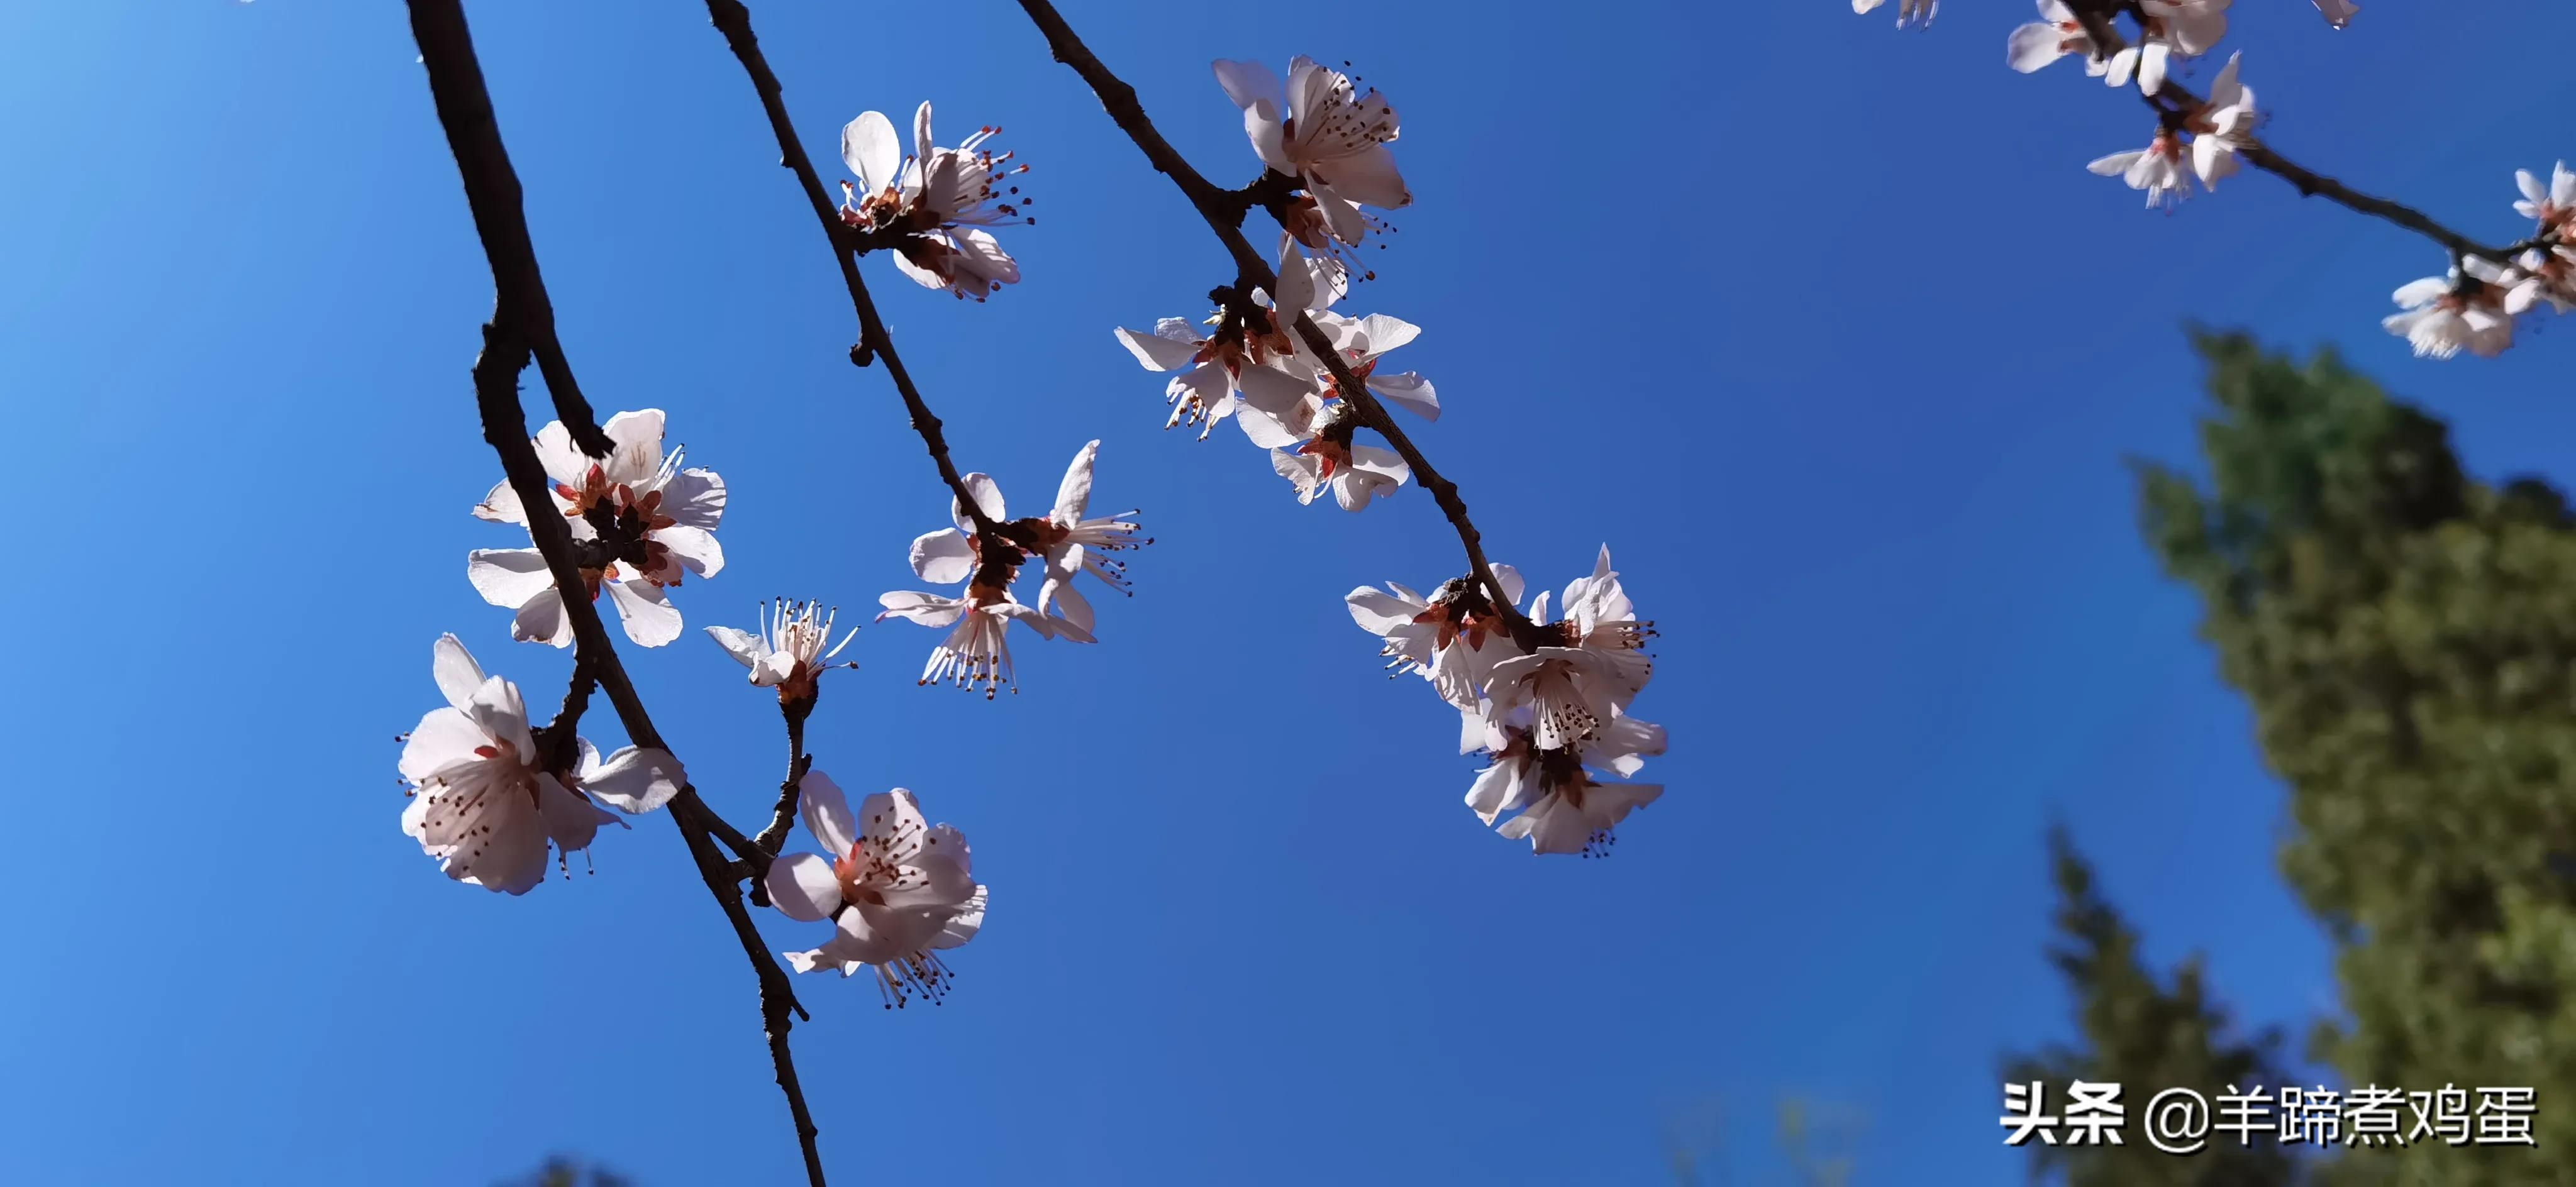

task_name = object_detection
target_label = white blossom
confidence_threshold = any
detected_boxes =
[399,635,682,894]
[1211,56,1409,246]
[2383,258,2514,360]
[840,102,1029,301]
[2006,1,2106,75]
[2513,162,2576,233]
[705,599,858,702]
[1236,390,1410,511]
[1854,0,1936,28]
[1345,565,1526,709]
[469,409,724,649]
[1114,316,1318,438]
[877,587,1067,697]
[1307,311,1438,421]
[1483,546,1655,751]
[2503,250,2576,316]
[2104,0,2229,96]
[1028,441,1150,637]
[2087,131,2191,209]
[2186,53,2255,189]
[1466,709,1668,858]
[763,772,984,1006]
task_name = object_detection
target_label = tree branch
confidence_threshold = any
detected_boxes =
[406,4,825,1183]
[699,0,1001,536]
[1007,0,1528,631]
[753,702,815,867]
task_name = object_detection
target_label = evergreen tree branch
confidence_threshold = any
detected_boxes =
[700,0,1001,536]
[406,4,826,1183]
[1007,0,1530,631]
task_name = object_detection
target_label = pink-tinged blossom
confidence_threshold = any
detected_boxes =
[469,409,724,649]
[877,583,1071,698]
[1114,316,1319,438]
[1465,710,1669,858]
[1307,311,1438,421]
[1211,56,1409,246]
[1483,546,1655,751]
[1235,389,1409,511]
[2503,250,2576,317]
[399,635,682,894]
[763,772,985,1007]
[2006,1,2106,74]
[705,599,858,704]
[2087,131,2191,210]
[1345,564,1527,709]
[1853,0,1936,28]
[839,102,1030,301]
[2383,259,2514,360]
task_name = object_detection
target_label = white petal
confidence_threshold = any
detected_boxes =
[655,525,724,579]
[705,625,765,670]
[431,634,487,712]
[765,852,843,923]
[841,110,900,194]
[1368,372,1438,421]
[909,529,977,585]
[953,473,1006,532]
[1211,58,1282,111]
[582,746,684,814]
[1313,142,1409,209]
[877,589,968,627]
[467,548,557,610]
[1054,440,1098,524]
[801,770,858,857]
[512,587,575,649]
[606,578,684,648]
[1116,326,1201,372]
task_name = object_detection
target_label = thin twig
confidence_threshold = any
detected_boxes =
[753,702,815,866]
[406,4,826,1183]
[700,0,1000,535]
[1008,0,1528,631]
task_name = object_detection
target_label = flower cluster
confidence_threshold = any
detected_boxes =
[1212,56,1409,266]
[763,772,987,1006]
[2379,168,2576,360]
[839,101,1031,301]
[469,409,726,648]
[877,441,1150,697]
[1936,0,2576,361]
[398,635,684,893]
[1116,234,1434,511]
[1349,548,1667,856]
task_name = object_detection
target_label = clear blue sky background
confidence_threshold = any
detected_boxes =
[7,2,2575,1183]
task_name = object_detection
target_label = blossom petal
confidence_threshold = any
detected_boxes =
[1313,142,1409,209]
[877,590,967,627]
[952,473,1006,533]
[801,770,858,858]
[660,468,726,531]
[1211,58,1282,111]
[1054,440,1097,524]
[467,548,557,610]
[656,526,724,579]
[472,478,528,525]
[512,587,575,649]
[909,529,977,585]
[1368,372,1438,421]
[538,773,620,857]
[765,853,843,923]
[465,674,536,766]
[841,110,900,194]
[606,579,684,648]
[857,788,930,864]
[928,885,987,951]
[599,409,667,485]
[705,625,764,670]
[432,634,487,712]
[582,746,684,814]
[1116,326,1199,372]
[399,706,490,785]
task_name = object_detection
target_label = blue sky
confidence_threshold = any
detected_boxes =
[6,1,2575,1183]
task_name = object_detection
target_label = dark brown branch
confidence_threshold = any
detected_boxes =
[405,4,825,1184]
[1009,0,1527,630]
[700,0,1000,536]
[405,0,615,460]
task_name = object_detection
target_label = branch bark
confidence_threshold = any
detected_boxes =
[1008,0,1528,630]
[406,3,826,1183]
